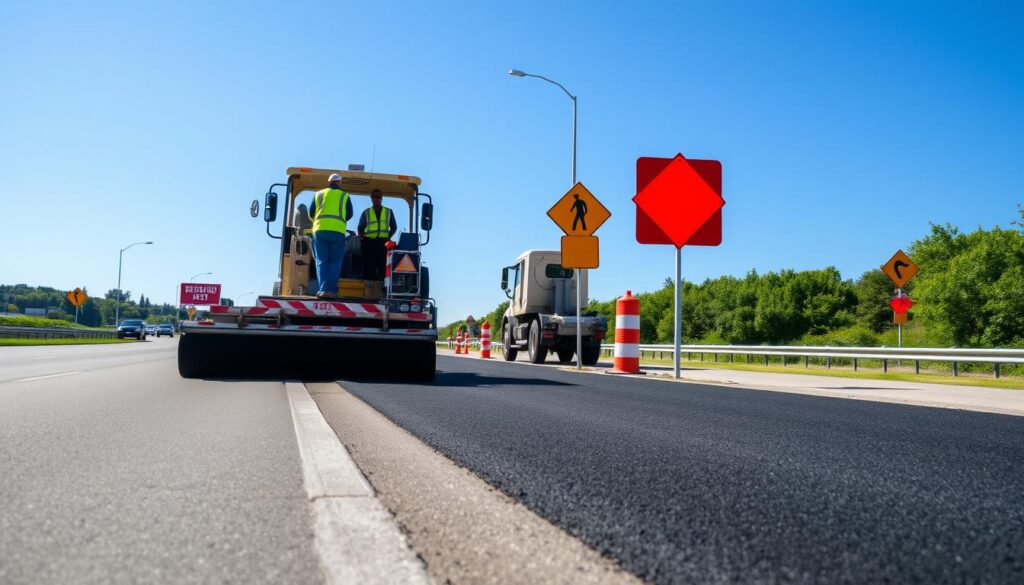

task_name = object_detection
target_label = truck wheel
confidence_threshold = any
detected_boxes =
[178,334,212,378]
[556,348,574,363]
[581,343,601,366]
[502,322,518,361]
[527,320,548,364]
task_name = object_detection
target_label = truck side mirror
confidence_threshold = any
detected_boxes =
[264,192,278,223]
[420,202,433,231]
[501,267,509,291]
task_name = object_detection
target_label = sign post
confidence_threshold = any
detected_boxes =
[633,154,724,378]
[548,182,611,369]
[881,250,919,347]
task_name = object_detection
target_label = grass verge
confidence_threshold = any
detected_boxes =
[0,338,134,347]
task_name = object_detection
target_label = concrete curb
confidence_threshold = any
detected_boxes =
[285,382,432,585]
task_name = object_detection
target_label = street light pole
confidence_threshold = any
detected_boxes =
[115,241,153,327]
[509,68,583,369]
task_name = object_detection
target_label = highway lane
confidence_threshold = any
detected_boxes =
[0,340,322,584]
[0,338,175,383]
[337,354,1024,584]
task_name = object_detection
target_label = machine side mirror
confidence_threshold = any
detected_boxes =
[420,202,433,231]
[501,267,509,291]
[264,192,278,223]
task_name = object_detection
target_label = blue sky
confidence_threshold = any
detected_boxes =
[1,0,1021,324]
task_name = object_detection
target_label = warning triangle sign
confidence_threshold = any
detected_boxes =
[394,254,417,273]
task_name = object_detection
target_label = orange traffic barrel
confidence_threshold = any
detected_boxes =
[609,290,641,374]
[480,321,492,358]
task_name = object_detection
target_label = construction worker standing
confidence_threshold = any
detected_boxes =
[310,173,353,299]
[358,189,397,280]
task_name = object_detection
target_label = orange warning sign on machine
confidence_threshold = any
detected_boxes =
[394,254,417,273]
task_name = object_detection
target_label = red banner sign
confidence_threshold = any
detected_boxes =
[180,283,222,305]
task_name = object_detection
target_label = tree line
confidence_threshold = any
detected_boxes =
[446,207,1024,349]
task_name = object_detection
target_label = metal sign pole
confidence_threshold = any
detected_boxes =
[897,287,903,348]
[75,305,79,324]
[577,269,583,369]
[674,246,681,378]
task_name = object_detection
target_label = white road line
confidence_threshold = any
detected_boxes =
[285,382,432,585]
[15,371,81,382]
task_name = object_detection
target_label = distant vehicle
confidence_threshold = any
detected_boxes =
[499,250,607,365]
[157,324,174,338]
[145,324,157,335]
[117,319,147,340]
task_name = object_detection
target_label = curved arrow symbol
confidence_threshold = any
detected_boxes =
[893,260,909,279]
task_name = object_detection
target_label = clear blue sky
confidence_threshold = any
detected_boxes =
[2,0,1021,324]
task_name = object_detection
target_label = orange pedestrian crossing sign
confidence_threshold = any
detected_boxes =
[547,182,611,237]
[65,287,88,307]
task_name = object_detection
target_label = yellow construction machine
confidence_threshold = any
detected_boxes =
[177,166,437,380]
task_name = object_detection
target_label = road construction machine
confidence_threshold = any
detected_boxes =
[177,166,437,380]
[499,250,606,365]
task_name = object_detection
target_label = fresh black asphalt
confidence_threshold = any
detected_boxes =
[342,355,1024,584]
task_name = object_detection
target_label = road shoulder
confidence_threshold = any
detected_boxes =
[307,382,643,585]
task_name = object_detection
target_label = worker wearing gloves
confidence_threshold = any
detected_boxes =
[358,189,397,280]
[310,173,353,299]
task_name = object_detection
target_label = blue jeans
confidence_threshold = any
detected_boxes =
[312,231,347,294]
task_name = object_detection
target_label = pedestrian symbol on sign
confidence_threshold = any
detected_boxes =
[570,194,588,231]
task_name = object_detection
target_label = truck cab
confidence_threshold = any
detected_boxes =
[500,250,606,365]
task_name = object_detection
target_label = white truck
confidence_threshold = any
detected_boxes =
[499,250,607,365]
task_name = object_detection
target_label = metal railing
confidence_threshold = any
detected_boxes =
[0,326,118,340]
[441,340,1024,379]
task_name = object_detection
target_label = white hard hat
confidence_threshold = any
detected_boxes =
[328,173,342,182]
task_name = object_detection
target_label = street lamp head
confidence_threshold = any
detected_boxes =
[144,241,153,245]
[508,69,527,77]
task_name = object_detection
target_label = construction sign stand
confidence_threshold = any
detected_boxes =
[882,250,919,348]
[548,181,611,370]
[633,154,724,378]
[65,287,88,324]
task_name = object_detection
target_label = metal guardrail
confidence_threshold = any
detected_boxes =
[0,326,118,340]
[441,340,1023,379]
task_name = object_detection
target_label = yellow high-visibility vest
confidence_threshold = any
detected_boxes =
[363,207,391,239]
[312,188,350,234]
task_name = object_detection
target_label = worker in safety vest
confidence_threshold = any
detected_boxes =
[310,173,353,299]
[357,189,397,280]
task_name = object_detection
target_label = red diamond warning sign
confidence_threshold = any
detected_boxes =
[633,154,724,248]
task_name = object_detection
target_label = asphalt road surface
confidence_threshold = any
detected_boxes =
[0,339,322,584]
[341,355,1024,584]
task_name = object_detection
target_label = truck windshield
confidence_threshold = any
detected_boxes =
[545,264,574,279]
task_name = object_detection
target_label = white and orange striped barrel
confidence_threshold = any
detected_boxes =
[611,290,641,374]
[480,321,492,359]
[455,330,464,354]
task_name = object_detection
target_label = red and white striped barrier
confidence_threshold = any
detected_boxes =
[609,290,641,374]
[455,330,464,354]
[480,321,491,359]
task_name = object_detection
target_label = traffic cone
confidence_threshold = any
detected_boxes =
[480,321,491,359]
[608,290,642,375]
[455,330,463,354]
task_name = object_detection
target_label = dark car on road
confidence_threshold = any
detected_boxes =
[157,323,174,338]
[117,319,147,340]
